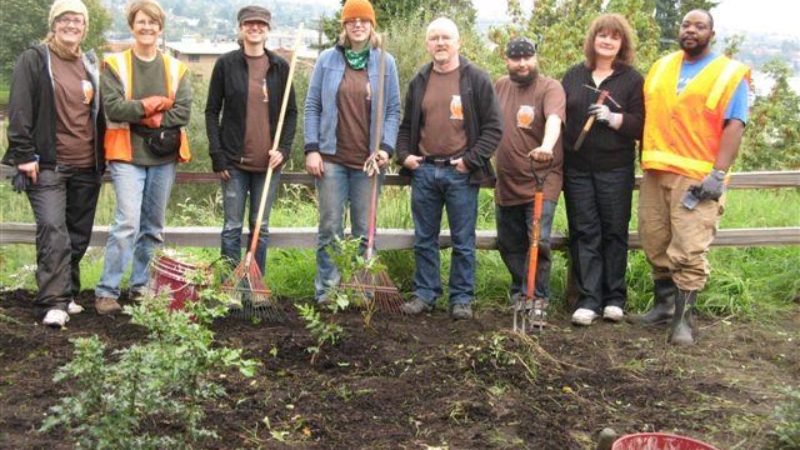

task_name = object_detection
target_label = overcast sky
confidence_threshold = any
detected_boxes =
[471,0,800,38]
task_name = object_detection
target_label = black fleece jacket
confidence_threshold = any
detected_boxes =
[205,48,297,172]
[396,56,503,185]
[561,62,644,172]
[3,44,105,172]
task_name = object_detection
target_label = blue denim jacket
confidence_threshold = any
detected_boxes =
[303,45,401,155]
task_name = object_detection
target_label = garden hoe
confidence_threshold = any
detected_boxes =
[222,24,304,322]
[513,161,551,334]
[339,35,404,314]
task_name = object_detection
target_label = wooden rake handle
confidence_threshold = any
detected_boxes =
[248,24,304,256]
[365,35,388,261]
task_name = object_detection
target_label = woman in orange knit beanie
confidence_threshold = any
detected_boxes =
[303,0,401,303]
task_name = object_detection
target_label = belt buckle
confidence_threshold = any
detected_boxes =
[433,158,450,167]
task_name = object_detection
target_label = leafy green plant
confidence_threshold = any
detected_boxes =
[770,387,800,449]
[40,292,258,449]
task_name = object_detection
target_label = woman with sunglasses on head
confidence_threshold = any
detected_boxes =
[3,0,105,327]
[561,13,644,326]
[304,0,401,303]
[94,0,192,315]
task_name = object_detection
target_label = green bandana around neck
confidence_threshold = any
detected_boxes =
[344,47,369,70]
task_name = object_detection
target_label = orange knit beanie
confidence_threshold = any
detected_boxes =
[341,0,376,27]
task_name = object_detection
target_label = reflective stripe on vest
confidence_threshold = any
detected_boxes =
[642,52,750,180]
[103,49,192,163]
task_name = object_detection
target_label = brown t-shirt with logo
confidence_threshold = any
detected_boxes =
[50,51,94,168]
[325,65,370,170]
[419,68,468,157]
[236,54,272,172]
[494,75,566,205]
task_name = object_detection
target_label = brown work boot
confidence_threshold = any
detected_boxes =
[95,296,122,315]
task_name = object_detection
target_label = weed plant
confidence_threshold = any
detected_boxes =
[39,292,258,449]
[770,387,800,449]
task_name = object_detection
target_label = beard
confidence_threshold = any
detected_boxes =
[509,67,538,86]
[680,37,710,57]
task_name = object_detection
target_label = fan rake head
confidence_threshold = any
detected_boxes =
[221,264,284,322]
[340,269,404,314]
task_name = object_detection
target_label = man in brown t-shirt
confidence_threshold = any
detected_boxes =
[396,18,503,320]
[494,37,565,314]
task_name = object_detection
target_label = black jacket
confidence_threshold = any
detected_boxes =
[3,44,105,172]
[396,56,503,185]
[205,48,297,172]
[561,62,644,172]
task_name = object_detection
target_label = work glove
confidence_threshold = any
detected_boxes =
[140,96,174,117]
[12,171,31,193]
[691,168,726,201]
[139,112,163,129]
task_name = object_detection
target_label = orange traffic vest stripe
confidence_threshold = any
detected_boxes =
[642,51,750,180]
[103,49,192,163]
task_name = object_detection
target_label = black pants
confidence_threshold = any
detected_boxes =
[563,165,634,312]
[26,167,102,311]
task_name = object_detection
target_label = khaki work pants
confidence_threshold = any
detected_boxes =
[638,170,725,291]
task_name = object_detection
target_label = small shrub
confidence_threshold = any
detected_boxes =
[770,387,800,449]
[40,292,258,449]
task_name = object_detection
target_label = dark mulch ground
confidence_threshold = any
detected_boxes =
[1,289,797,449]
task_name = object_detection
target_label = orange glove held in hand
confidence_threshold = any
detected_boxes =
[140,96,174,116]
[139,112,163,128]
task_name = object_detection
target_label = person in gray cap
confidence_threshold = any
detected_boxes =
[206,5,297,274]
[494,37,565,315]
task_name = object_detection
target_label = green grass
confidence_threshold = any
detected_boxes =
[1,176,798,318]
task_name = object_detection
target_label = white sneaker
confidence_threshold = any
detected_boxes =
[603,305,624,322]
[67,300,84,315]
[571,308,599,326]
[43,309,69,328]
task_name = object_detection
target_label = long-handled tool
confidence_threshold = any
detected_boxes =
[222,24,304,321]
[339,35,404,313]
[513,161,551,334]
[573,86,611,151]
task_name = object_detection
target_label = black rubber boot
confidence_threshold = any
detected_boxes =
[669,289,697,346]
[627,278,677,325]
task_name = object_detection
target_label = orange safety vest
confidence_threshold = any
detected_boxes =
[103,49,192,163]
[642,51,750,180]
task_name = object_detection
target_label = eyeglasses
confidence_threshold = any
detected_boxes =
[56,16,85,26]
[344,18,371,27]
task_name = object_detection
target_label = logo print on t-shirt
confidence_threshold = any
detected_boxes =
[517,105,534,129]
[81,80,93,105]
[262,79,269,103]
[449,95,463,121]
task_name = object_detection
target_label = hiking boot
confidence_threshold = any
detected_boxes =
[67,300,84,315]
[400,297,432,315]
[95,296,122,315]
[603,305,624,322]
[43,309,69,328]
[669,289,697,346]
[129,287,149,302]
[450,303,473,320]
[571,308,599,326]
[627,278,677,325]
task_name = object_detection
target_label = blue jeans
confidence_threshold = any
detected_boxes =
[496,200,557,300]
[314,161,378,300]
[221,167,281,273]
[96,162,176,299]
[411,163,478,306]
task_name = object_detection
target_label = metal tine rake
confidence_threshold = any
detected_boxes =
[222,24,305,321]
[339,34,404,314]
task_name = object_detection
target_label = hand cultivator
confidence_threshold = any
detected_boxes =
[513,161,551,334]
[339,35,404,313]
[221,25,304,321]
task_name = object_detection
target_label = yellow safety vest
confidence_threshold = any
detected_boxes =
[103,49,191,163]
[642,51,750,180]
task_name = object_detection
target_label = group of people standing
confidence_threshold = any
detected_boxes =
[4,0,749,347]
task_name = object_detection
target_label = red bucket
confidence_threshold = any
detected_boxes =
[612,433,720,450]
[149,255,209,311]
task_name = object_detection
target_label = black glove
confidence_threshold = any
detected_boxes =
[692,168,726,201]
[12,171,31,193]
